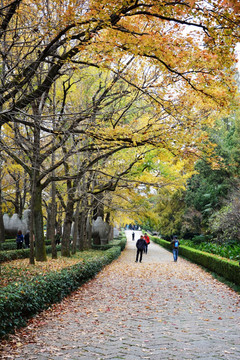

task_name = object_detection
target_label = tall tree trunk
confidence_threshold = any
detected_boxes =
[34,183,47,261]
[82,212,89,250]
[0,160,4,274]
[0,9,6,250]
[87,213,92,249]
[31,103,46,262]
[78,211,84,251]
[49,82,57,259]
[80,192,90,250]
[61,200,74,257]
[29,177,35,265]
[48,181,57,259]
[0,160,5,244]
[78,175,89,250]
[72,200,80,254]
[61,145,77,257]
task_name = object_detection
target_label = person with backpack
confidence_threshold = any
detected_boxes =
[171,235,180,262]
[135,235,147,263]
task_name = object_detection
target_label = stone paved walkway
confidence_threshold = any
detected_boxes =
[1,230,240,359]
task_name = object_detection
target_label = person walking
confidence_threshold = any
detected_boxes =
[135,235,147,263]
[171,235,180,262]
[24,230,30,248]
[144,233,150,253]
[16,230,24,249]
[55,231,61,245]
[132,231,135,241]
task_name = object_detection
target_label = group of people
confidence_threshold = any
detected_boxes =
[133,231,180,263]
[133,232,150,263]
[16,229,30,249]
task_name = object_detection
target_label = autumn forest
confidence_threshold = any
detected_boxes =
[0,0,240,263]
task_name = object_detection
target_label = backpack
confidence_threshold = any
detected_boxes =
[174,240,179,248]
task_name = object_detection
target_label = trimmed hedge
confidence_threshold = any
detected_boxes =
[0,245,61,263]
[0,237,126,263]
[0,239,52,251]
[0,246,121,339]
[92,237,127,251]
[0,241,18,251]
[152,236,240,286]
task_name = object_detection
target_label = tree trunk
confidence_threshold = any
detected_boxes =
[29,186,35,265]
[0,169,4,275]
[48,182,57,259]
[34,184,47,261]
[0,184,5,244]
[72,200,80,255]
[49,85,57,259]
[78,211,84,251]
[80,197,90,250]
[61,201,74,257]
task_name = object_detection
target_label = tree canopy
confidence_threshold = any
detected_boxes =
[0,0,240,258]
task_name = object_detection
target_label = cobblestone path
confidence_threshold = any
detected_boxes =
[1,230,240,359]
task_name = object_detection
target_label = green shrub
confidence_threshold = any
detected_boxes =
[0,239,52,251]
[92,237,127,251]
[180,239,240,261]
[192,234,212,244]
[0,245,61,263]
[151,236,171,251]
[0,246,121,339]
[179,246,240,285]
[0,241,17,251]
[151,236,240,286]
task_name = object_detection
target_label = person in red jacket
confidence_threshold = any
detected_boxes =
[144,233,150,254]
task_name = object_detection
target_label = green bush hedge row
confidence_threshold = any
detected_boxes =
[0,245,61,263]
[181,239,240,261]
[0,241,17,251]
[0,237,126,263]
[0,246,122,339]
[0,239,52,251]
[152,237,240,286]
[92,237,127,251]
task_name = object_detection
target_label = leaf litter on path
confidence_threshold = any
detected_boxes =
[0,238,240,359]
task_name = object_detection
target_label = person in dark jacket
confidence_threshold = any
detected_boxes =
[24,230,30,248]
[16,230,24,249]
[135,235,147,263]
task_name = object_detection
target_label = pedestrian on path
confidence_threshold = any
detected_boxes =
[171,235,180,262]
[135,235,147,263]
[132,231,135,241]
[16,230,24,249]
[24,230,30,248]
[144,233,150,253]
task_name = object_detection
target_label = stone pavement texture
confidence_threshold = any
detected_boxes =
[1,230,240,360]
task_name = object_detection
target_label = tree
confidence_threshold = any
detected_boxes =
[208,187,240,243]
[0,0,239,259]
